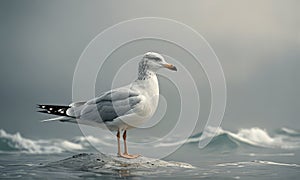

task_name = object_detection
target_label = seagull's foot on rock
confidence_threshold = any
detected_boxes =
[118,153,140,159]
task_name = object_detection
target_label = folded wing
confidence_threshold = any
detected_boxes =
[68,88,142,123]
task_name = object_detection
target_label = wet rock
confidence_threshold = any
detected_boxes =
[45,152,195,176]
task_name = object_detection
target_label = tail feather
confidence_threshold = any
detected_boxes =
[41,116,71,122]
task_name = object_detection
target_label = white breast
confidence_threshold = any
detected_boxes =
[136,74,159,116]
[114,74,160,130]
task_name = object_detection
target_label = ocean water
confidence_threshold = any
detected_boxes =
[0,127,299,179]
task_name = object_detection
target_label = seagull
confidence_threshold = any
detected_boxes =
[37,52,177,159]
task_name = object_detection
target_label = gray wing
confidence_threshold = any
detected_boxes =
[70,88,141,122]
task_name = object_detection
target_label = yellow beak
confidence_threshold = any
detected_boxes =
[163,63,177,71]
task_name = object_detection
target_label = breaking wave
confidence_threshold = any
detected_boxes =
[0,129,96,154]
[0,126,299,154]
[156,127,300,149]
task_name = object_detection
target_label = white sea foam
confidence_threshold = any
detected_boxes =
[230,127,299,149]
[280,127,300,136]
[248,153,295,157]
[0,129,87,154]
[216,160,300,168]
[254,160,300,168]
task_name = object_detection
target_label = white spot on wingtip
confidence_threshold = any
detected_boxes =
[49,108,53,110]
[42,106,45,108]
[47,111,51,113]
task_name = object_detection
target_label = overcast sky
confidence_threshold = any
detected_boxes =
[0,0,299,139]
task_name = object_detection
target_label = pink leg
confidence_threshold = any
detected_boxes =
[118,130,140,159]
[116,130,121,156]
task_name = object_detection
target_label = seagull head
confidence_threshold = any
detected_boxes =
[141,52,177,72]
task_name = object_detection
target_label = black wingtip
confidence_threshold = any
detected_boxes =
[36,104,71,117]
[37,104,45,109]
